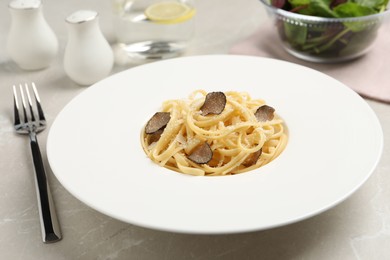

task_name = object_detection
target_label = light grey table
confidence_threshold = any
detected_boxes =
[1,0,389,259]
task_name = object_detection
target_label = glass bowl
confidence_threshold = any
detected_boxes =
[259,0,390,63]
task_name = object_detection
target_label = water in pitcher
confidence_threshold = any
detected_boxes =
[112,0,195,61]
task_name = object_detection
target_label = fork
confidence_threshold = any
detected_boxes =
[13,83,62,243]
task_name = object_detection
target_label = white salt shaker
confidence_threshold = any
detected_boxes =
[64,10,114,85]
[6,0,58,70]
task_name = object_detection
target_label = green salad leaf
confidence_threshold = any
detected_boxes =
[309,0,337,17]
[355,0,389,11]
[283,0,387,17]
[333,2,377,17]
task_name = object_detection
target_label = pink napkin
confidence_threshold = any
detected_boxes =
[230,25,390,103]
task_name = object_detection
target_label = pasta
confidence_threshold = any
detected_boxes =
[141,90,287,176]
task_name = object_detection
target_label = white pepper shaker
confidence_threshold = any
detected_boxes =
[6,0,58,70]
[64,10,114,85]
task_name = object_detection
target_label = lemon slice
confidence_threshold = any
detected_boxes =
[145,1,196,24]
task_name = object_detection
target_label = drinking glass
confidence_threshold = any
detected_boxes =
[112,0,195,62]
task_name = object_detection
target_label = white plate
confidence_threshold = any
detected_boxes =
[47,55,383,234]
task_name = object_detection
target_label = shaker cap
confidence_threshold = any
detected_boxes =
[9,0,41,10]
[66,10,98,24]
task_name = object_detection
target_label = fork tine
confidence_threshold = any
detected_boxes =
[31,82,46,122]
[13,85,21,126]
[19,84,28,124]
[25,83,36,122]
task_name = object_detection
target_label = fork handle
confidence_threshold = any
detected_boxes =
[29,132,62,243]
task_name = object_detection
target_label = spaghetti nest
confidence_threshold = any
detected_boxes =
[141,90,287,176]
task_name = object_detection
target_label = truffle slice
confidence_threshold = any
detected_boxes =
[187,142,213,164]
[255,105,275,122]
[148,129,163,144]
[200,92,227,116]
[145,112,171,134]
[242,148,262,167]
